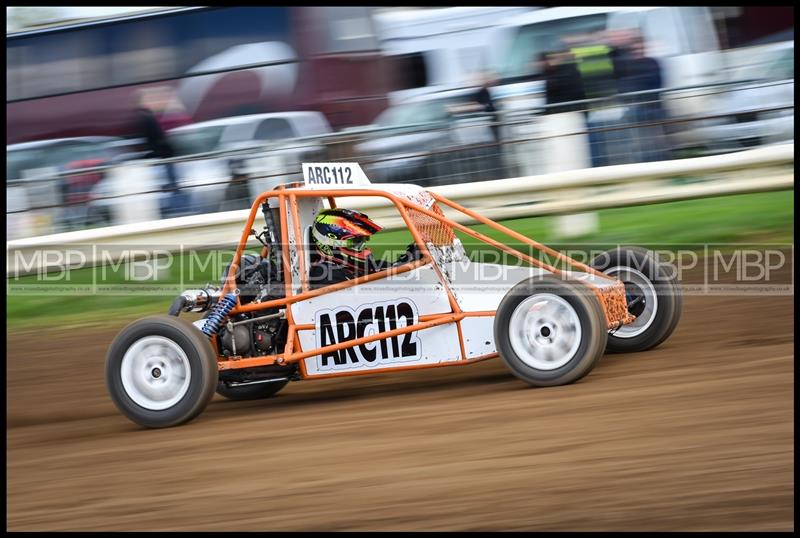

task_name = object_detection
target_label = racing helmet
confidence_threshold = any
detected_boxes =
[311,208,382,273]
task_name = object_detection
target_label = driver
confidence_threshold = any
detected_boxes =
[308,208,421,288]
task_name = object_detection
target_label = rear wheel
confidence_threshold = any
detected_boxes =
[591,246,682,353]
[494,274,607,387]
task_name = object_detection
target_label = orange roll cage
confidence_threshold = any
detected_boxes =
[212,184,632,378]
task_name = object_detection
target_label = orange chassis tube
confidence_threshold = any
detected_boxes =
[213,185,631,379]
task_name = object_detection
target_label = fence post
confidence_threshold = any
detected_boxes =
[537,112,599,239]
[6,186,32,241]
[107,162,163,224]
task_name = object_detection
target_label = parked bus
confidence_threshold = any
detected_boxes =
[6,6,391,144]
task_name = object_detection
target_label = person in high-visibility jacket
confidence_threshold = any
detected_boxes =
[570,42,619,100]
[568,34,623,167]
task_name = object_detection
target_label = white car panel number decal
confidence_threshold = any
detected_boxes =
[315,299,421,371]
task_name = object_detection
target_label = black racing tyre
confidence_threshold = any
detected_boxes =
[216,379,289,401]
[590,246,683,353]
[494,274,607,387]
[106,315,218,428]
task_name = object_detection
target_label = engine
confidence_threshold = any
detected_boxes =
[171,253,288,359]
[216,254,287,358]
[218,311,286,358]
[168,209,297,385]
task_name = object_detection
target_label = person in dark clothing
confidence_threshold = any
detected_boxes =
[613,35,669,162]
[473,71,505,180]
[541,51,586,114]
[446,70,504,181]
[611,33,662,96]
[608,29,637,87]
[449,71,501,142]
[134,88,185,216]
[135,106,176,161]
[473,73,500,144]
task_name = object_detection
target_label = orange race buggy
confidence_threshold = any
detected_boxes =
[106,163,682,428]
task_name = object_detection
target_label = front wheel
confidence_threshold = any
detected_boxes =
[494,274,607,387]
[591,246,682,353]
[106,315,218,428]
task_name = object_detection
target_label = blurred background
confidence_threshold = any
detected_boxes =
[6,8,794,532]
[5,6,794,239]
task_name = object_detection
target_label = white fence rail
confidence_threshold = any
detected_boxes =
[6,143,793,277]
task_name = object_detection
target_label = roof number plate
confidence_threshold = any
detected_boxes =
[302,162,370,187]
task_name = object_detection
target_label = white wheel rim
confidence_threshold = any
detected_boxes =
[508,293,582,371]
[605,266,658,339]
[120,336,191,410]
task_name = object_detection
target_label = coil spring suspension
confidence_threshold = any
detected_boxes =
[201,290,239,337]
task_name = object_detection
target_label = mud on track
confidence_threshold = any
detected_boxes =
[7,274,794,530]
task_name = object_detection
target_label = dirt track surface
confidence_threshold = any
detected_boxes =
[7,288,794,530]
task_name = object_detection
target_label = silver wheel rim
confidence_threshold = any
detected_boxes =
[120,336,191,410]
[508,293,582,371]
[606,266,658,339]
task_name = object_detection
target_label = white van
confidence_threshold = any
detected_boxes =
[490,6,724,119]
[374,7,537,104]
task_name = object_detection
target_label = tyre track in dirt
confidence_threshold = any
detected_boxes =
[7,270,794,530]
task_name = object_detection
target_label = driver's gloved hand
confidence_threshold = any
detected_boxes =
[369,243,424,272]
[393,242,423,266]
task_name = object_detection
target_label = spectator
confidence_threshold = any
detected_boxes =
[135,90,173,160]
[615,35,669,162]
[567,31,623,167]
[449,70,500,142]
[607,28,639,81]
[446,70,504,180]
[474,71,500,144]
[159,87,193,131]
[541,50,585,114]
[570,31,618,100]
[133,88,186,217]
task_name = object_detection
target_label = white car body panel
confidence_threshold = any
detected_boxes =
[293,264,462,376]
